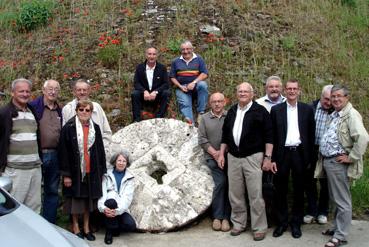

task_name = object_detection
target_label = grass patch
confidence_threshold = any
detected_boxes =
[352,160,369,215]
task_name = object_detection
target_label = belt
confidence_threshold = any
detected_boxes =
[322,153,345,159]
[284,146,300,151]
[42,149,57,153]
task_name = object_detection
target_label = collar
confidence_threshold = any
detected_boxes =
[146,62,156,70]
[180,53,197,63]
[210,110,226,118]
[238,101,253,111]
[43,97,57,110]
[287,101,297,108]
[264,94,286,103]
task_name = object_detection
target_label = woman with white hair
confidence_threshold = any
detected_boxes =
[98,150,136,245]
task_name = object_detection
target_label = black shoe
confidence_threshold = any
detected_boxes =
[273,225,287,237]
[84,232,96,241]
[75,232,84,239]
[291,225,302,238]
[104,231,113,245]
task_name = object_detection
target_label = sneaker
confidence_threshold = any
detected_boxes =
[221,219,231,232]
[303,215,315,224]
[317,215,328,224]
[212,219,222,231]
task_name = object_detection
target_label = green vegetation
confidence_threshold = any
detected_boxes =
[0,0,368,214]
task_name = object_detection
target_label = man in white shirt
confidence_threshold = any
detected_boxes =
[270,80,315,239]
[131,47,171,122]
[256,75,286,112]
[218,82,273,241]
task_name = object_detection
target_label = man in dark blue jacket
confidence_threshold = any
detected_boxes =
[29,79,62,223]
[131,47,171,122]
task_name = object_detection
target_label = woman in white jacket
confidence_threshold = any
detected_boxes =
[98,150,136,245]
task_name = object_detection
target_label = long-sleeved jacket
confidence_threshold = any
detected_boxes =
[221,102,273,157]
[0,101,42,172]
[133,61,169,93]
[97,169,135,216]
[315,102,369,180]
[59,117,106,199]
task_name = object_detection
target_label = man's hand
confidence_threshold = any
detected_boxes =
[63,177,72,187]
[336,154,351,164]
[186,81,196,91]
[217,155,225,170]
[148,91,158,101]
[104,208,116,218]
[262,159,277,174]
[180,85,188,92]
[211,150,220,161]
[143,90,151,101]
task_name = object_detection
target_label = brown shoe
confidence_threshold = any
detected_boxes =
[221,219,231,232]
[212,219,222,231]
[230,228,243,236]
[253,232,266,241]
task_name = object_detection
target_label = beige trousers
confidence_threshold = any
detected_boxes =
[4,166,42,213]
[227,152,267,233]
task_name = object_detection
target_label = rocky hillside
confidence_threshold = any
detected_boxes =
[0,0,368,130]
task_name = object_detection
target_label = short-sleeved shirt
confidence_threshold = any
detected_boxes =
[169,53,208,85]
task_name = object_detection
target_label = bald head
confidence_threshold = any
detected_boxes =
[237,82,254,107]
[209,92,225,115]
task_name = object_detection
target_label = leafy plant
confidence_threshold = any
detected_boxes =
[16,0,53,32]
[167,38,183,53]
[96,33,126,68]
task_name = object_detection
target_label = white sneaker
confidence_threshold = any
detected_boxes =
[317,215,328,224]
[303,215,315,224]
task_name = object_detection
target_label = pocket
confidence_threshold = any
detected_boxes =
[4,167,16,177]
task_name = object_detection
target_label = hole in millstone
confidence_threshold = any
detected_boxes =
[150,167,167,184]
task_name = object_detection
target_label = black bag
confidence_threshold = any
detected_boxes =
[262,171,276,203]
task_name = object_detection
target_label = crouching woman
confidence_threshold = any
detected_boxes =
[98,151,136,245]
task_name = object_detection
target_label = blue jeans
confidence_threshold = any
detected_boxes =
[41,150,60,223]
[175,81,208,122]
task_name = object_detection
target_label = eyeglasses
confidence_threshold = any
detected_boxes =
[46,87,60,93]
[78,108,91,113]
[237,90,253,94]
[331,95,347,99]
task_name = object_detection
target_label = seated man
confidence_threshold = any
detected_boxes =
[131,47,171,122]
[169,40,209,124]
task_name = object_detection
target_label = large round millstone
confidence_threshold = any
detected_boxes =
[111,118,214,232]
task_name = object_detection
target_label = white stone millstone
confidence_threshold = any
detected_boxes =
[111,118,214,232]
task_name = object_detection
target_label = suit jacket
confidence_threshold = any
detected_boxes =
[133,61,169,93]
[270,101,315,168]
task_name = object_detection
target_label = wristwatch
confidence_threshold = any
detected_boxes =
[264,154,272,160]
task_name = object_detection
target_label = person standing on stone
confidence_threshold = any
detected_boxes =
[131,47,171,122]
[270,79,315,239]
[29,79,62,224]
[303,85,333,225]
[62,78,112,164]
[198,92,231,232]
[59,99,106,241]
[256,75,286,112]
[0,78,43,213]
[315,85,369,247]
[218,82,272,241]
[98,150,136,245]
[169,40,209,124]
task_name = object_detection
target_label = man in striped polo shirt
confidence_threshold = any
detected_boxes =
[170,40,209,124]
[0,78,42,213]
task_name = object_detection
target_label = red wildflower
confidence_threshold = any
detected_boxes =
[111,39,120,45]
[72,72,80,78]
[63,73,69,79]
[98,43,105,48]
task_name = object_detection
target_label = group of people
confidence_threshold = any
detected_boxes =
[0,38,368,247]
[198,77,369,247]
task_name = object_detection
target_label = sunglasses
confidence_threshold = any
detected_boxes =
[78,108,91,113]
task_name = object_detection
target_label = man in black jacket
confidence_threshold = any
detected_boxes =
[271,79,315,239]
[131,47,171,122]
[218,82,273,241]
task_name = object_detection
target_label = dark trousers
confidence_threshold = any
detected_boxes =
[104,199,136,232]
[41,150,60,224]
[304,145,329,217]
[206,159,231,220]
[131,89,171,122]
[275,147,305,227]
